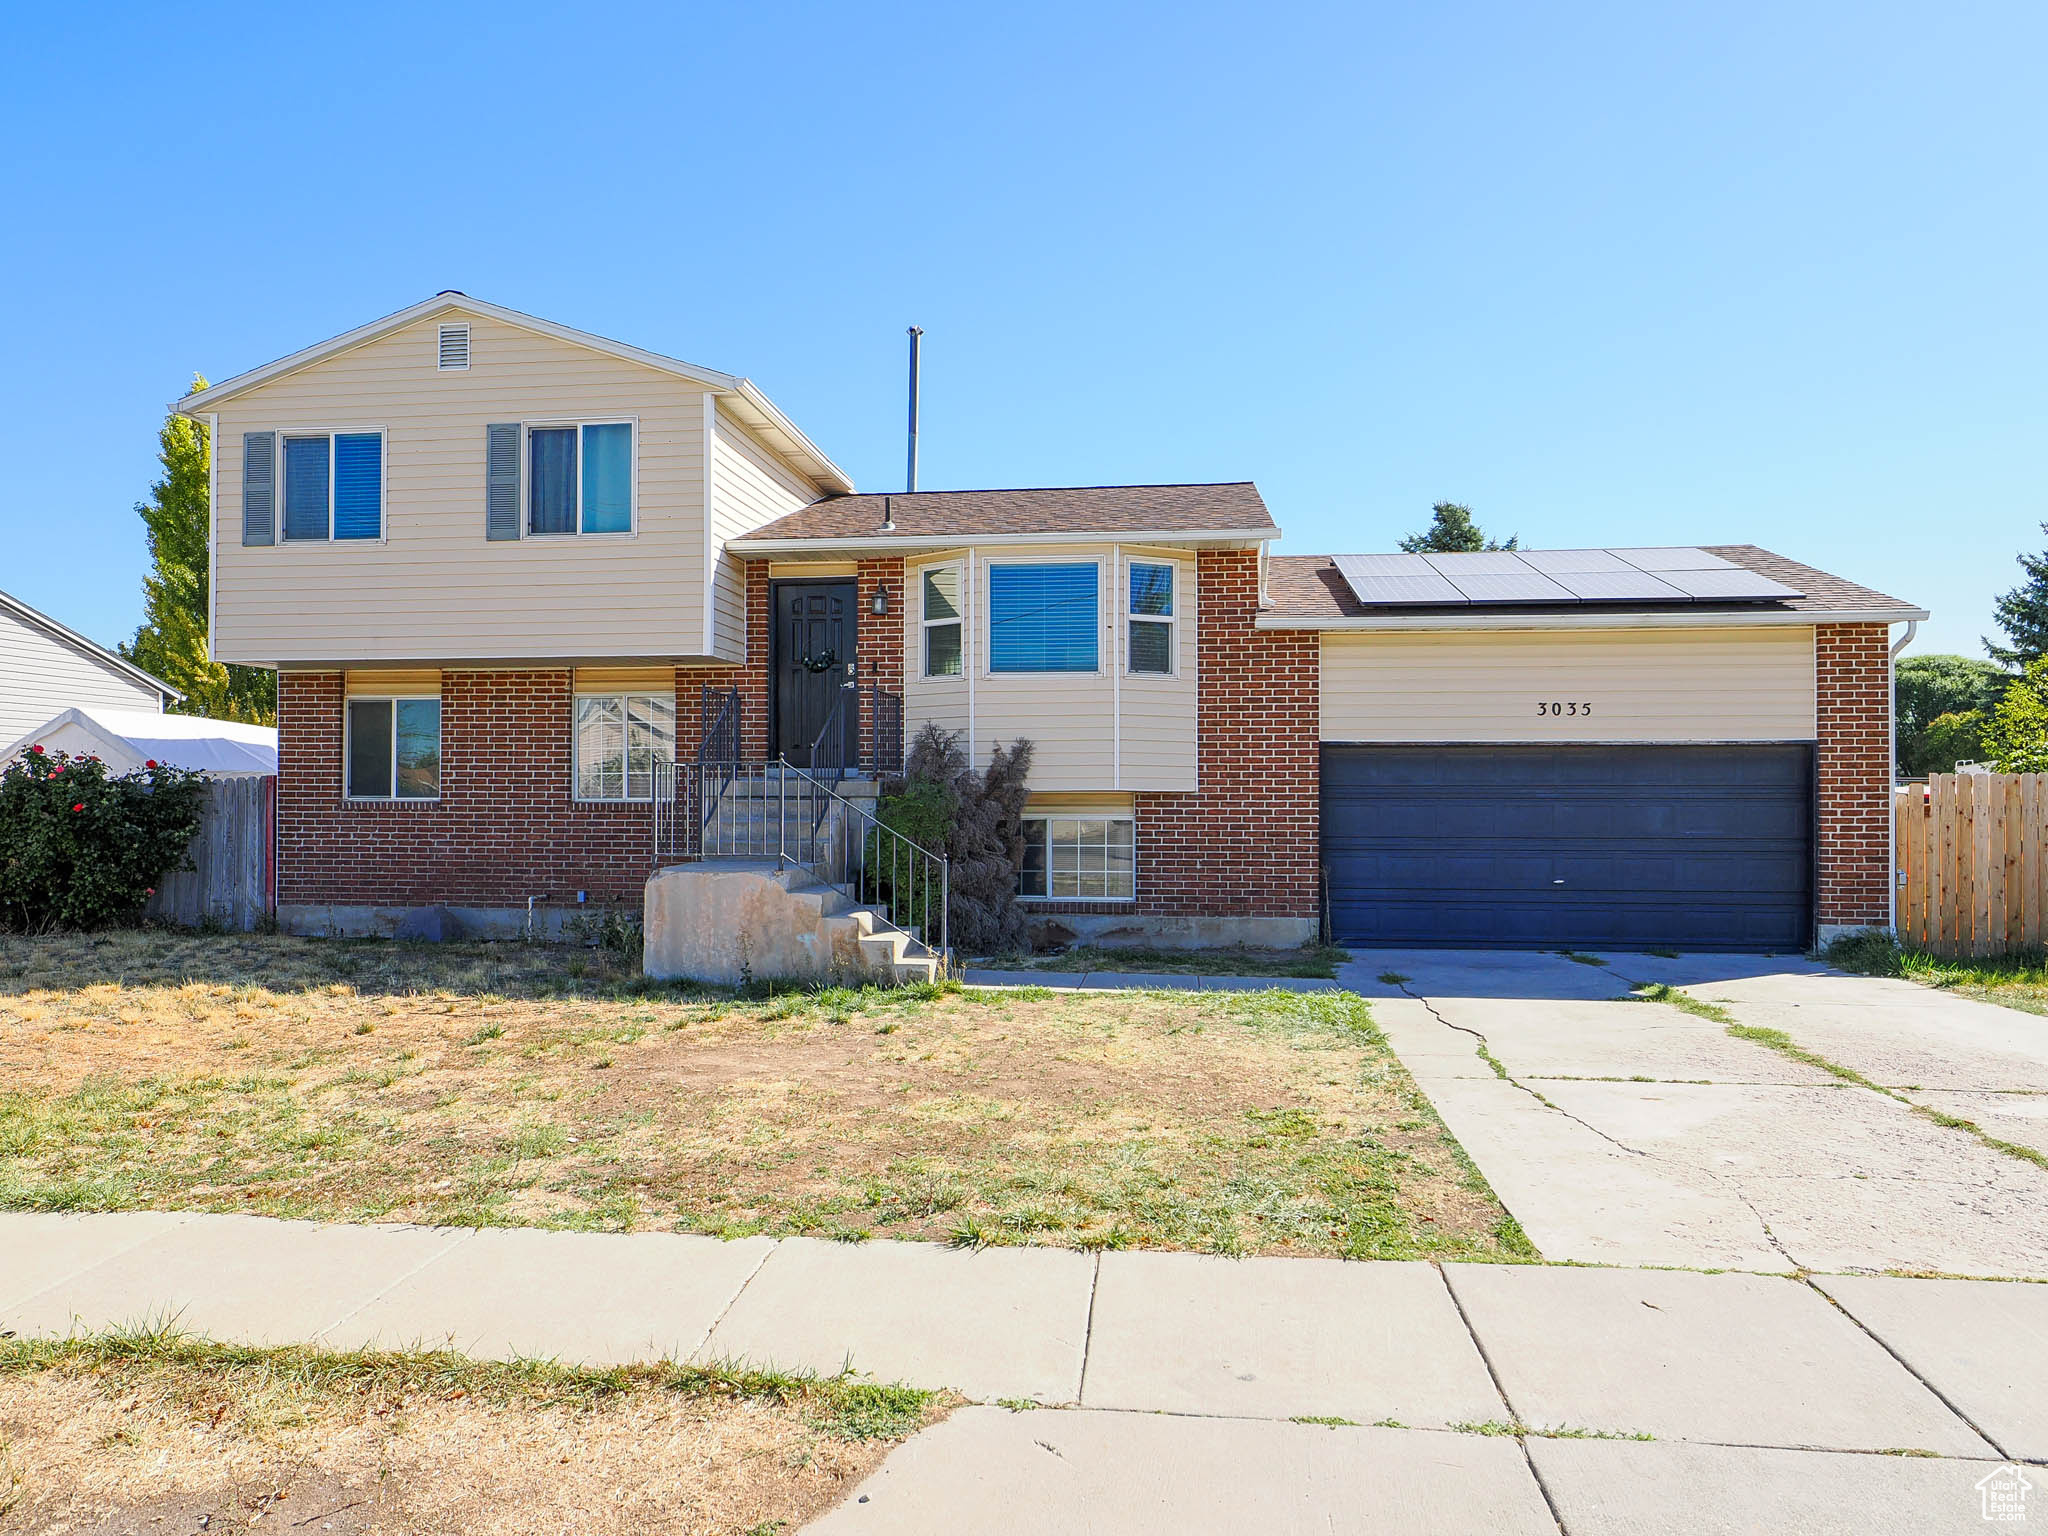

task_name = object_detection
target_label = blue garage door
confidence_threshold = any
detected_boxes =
[1321,745,1813,950]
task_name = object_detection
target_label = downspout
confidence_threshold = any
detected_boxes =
[966,547,977,766]
[1111,544,1122,790]
[1887,619,1918,937]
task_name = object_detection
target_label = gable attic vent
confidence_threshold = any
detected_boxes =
[437,323,470,371]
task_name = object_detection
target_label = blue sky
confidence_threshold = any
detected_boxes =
[2,1,2041,660]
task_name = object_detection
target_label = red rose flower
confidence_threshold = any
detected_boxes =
[145,759,158,769]
[71,802,84,813]
[30,744,44,754]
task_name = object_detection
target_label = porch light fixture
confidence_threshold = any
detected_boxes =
[870,584,891,616]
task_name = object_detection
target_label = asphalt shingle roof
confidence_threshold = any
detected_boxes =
[736,483,1278,542]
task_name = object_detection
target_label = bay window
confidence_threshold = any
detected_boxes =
[988,562,1099,673]
[922,565,963,678]
[1128,561,1175,674]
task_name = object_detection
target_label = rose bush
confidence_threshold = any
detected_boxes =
[0,750,209,930]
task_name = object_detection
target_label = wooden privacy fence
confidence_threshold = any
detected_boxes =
[1895,773,2048,957]
[144,776,276,932]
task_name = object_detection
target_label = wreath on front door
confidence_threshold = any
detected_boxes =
[798,648,838,674]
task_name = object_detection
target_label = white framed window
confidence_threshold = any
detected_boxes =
[1018,816,1135,901]
[345,695,440,800]
[922,563,963,678]
[526,420,636,536]
[281,429,385,542]
[988,561,1100,673]
[574,691,676,801]
[437,323,470,370]
[1128,561,1175,675]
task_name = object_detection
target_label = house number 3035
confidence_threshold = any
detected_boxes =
[1537,701,1593,717]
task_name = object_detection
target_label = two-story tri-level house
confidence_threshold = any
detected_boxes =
[181,294,1925,955]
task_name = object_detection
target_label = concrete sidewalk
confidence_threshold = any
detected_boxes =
[5,1212,2043,1531]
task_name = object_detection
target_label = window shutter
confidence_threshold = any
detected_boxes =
[241,432,275,545]
[485,423,520,540]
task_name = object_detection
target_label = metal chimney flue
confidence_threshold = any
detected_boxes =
[905,326,923,493]
[880,494,895,533]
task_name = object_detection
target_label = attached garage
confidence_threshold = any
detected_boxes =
[1320,744,1814,949]
[1313,622,1824,951]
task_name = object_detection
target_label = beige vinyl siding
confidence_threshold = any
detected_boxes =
[0,608,163,739]
[708,409,818,662]
[903,545,1198,793]
[212,309,711,666]
[1319,627,1818,743]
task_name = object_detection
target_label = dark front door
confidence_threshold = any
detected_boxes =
[1320,744,1814,950]
[773,580,857,766]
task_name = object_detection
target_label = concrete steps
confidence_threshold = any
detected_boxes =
[643,860,941,987]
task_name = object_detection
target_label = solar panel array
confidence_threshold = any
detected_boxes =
[1329,548,1802,609]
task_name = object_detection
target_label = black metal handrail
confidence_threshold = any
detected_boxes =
[808,686,854,786]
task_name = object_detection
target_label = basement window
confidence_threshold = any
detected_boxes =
[346,696,440,800]
[574,691,676,801]
[1019,816,1135,901]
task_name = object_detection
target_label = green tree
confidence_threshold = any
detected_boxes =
[1988,524,2048,666]
[1915,711,1988,775]
[121,380,275,723]
[1398,502,1517,554]
[1983,656,2048,773]
[1894,653,2007,774]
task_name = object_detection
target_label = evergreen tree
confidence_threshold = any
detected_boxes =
[1398,502,1518,554]
[122,380,275,723]
[1988,524,2048,666]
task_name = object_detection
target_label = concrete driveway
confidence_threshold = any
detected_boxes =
[1340,950,2048,1276]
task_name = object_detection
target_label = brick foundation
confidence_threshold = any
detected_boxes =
[1815,621,1894,933]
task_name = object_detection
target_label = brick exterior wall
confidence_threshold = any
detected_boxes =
[277,669,660,910]
[1130,549,1320,919]
[278,557,916,915]
[1815,621,1894,931]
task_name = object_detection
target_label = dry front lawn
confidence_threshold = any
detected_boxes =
[0,932,1525,1260]
[0,1329,939,1534]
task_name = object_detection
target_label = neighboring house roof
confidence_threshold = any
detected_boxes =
[729,483,1280,552]
[1260,545,1927,629]
[2,706,276,776]
[171,293,854,495]
[0,588,182,703]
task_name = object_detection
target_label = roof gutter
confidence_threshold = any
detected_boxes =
[729,526,1278,556]
[1257,606,1930,633]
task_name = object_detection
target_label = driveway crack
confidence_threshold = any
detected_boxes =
[1394,978,1800,1271]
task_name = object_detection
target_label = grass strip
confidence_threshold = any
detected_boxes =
[0,1322,936,1442]
[1728,1024,2048,1173]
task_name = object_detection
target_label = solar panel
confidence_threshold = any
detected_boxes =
[1418,552,1535,576]
[1440,569,1578,604]
[1331,554,1465,605]
[1550,569,1690,601]
[1651,567,1805,600]
[1329,546,1800,608]
[1615,547,1736,572]
[1517,549,1635,574]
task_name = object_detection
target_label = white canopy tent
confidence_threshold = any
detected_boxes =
[2,706,277,777]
